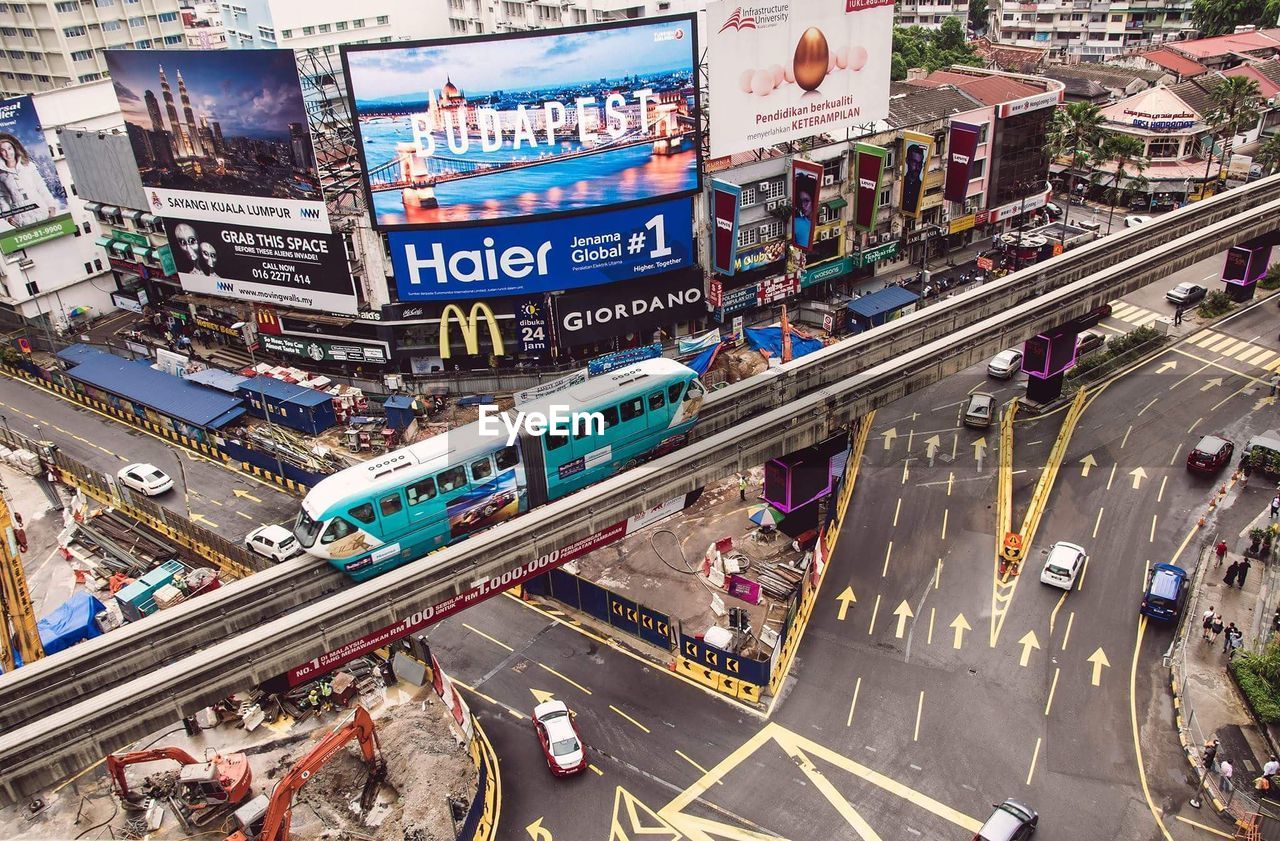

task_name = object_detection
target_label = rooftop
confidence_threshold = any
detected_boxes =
[888,81,983,126]
[970,37,1047,74]
[1223,60,1280,98]
[1166,27,1280,60]
[1140,48,1210,78]
[906,69,1045,106]
[1047,63,1168,90]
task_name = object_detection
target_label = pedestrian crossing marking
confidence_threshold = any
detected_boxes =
[1219,339,1250,356]
[1193,332,1222,347]
[1240,347,1273,365]
[1206,336,1238,353]
[1110,302,1138,318]
[1183,329,1280,370]
[1189,329,1213,344]
[1267,357,1280,372]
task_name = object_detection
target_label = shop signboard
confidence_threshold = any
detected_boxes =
[987,191,1048,223]
[801,255,853,288]
[0,95,74,254]
[555,268,704,344]
[195,317,241,338]
[111,292,145,314]
[732,241,787,274]
[943,122,981,204]
[109,258,149,279]
[758,273,799,305]
[948,214,976,234]
[515,299,550,355]
[388,199,693,300]
[997,89,1062,118]
[855,239,898,266]
[343,17,701,228]
[707,278,724,308]
[710,180,742,276]
[157,244,176,277]
[260,334,390,365]
[705,0,893,158]
[899,131,931,219]
[588,343,662,376]
[852,143,887,232]
[112,230,150,248]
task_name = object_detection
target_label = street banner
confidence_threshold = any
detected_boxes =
[710,179,742,276]
[555,268,704,344]
[343,16,701,228]
[0,95,73,254]
[387,198,693,300]
[943,122,980,204]
[852,142,886,231]
[790,159,823,251]
[705,0,893,159]
[899,131,932,219]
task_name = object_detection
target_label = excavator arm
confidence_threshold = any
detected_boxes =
[107,747,201,803]
[233,705,384,841]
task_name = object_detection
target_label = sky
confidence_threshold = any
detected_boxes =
[346,19,695,102]
[108,49,308,141]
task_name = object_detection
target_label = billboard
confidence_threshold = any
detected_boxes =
[900,131,931,219]
[943,122,980,204]
[710,180,742,276]
[343,16,701,229]
[555,268,704,344]
[388,198,693,300]
[1222,244,1271,286]
[169,218,357,314]
[0,95,74,254]
[705,0,893,159]
[791,159,823,251]
[60,128,148,211]
[852,143,886,231]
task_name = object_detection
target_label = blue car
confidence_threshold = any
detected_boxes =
[1140,563,1188,621]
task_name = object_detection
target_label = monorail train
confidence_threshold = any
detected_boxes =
[294,358,705,580]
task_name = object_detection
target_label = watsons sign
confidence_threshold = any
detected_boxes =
[555,269,705,343]
[389,199,694,301]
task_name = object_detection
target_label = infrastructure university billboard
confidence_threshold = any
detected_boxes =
[107,49,355,314]
[342,16,701,228]
[0,95,74,254]
[705,0,893,159]
[388,198,694,300]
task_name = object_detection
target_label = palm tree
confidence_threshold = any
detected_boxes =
[1098,132,1148,232]
[1202,75,1263,195]
[1256,132,1280,176]
[1047,102,1106,232]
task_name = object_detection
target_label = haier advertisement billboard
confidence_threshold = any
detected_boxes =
[342,16,701,228]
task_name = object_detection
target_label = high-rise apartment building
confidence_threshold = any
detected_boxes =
[0,0,185,98]
[443,0,697,37]
[988,0,1197,62]
[895,1,970,31]
[217,0,449,50]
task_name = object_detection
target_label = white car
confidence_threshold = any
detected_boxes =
[1124,215,1153,228]
[244,524,301,563]
[116,463,174,496]
[1040,541,1087,590]
[987,349,1023,380]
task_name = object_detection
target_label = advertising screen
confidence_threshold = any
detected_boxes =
[1221,244,1271,286]
[710,180,742,276]
[343,16,701,229]
[852,143,886,232]
[943,122,980,204]
[554,268,704,343]
[388,198,693,300]
[0,95,74,254]
[705,0,893,159]
[900,131,931,219]
[790,159,823,251]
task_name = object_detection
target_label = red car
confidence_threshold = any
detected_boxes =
[1186,435,1234,474]
[532,700,586,776]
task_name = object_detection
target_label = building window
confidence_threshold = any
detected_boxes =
[157,10,177,21]
[70,48,93,60]
[280,28,291,37]
[78,72,101,82]
[24,281,38,296]
[55,1,77,11]
[102,19,120,30]
[19,27,32,36]
[379,34,391,41]
[759,179,785,202]
[739,185,756,207]
[36,74,49,82]
[376,14,388,23]
[301,25,314,34]
[162,33,180,44]
[81,221,90,232]
[573,8,586,22]
[83,261,92,274]
[127,16,143,26]
[822,158,841,181]
[95,0,113,6]
[759,219,783,242]
[879,187,891,206]
[353,17,364,27]
[335,20,346,30]
[318,23,329,32]
[737,226,759,248]
[94,258,102,271]
[258,25,274,39]
[1147,137,1180,159]
[6,50,21,58]
[134,38,150,47]
[449,17,466,32]
[971,158,985,177]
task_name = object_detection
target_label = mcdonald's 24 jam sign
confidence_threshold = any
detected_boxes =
[438,302,507,359]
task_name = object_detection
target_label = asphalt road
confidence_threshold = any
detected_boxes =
[0,369,298,541]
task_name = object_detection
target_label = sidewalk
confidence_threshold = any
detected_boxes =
[1172,482,1280,825]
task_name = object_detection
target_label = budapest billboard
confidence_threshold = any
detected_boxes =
[388,198,693,300]
[0,95,74,255]
[555,268,704,344]
[106,49,329,232]
[705,0,892,159]
[169,218,356,314]
[342,16,701,228]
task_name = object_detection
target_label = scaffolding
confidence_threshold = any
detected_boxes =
[0,488,42,671]
[295,47,365,218]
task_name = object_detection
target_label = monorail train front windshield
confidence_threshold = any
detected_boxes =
[295,509,323,548]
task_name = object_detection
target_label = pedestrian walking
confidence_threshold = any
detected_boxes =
[1238,557,1252,588]
[1225,560,1241,587]
[1222,759,1235,787]
[1255,775,1272,797]
[1224,622,1239,652]
[1211,615,1226,643]
[1175,305,1185,326]
[1272,495,1279,519]
[1203,605,1217,641]
[1204,738,1221,770]
[738,474,747,502]
[1263,756,1278,777]
[1272,373,1280,397]
[1216,540,1229,566]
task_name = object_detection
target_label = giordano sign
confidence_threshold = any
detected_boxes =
[440,302,506,358]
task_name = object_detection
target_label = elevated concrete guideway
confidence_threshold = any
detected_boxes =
[1,190,1277,800]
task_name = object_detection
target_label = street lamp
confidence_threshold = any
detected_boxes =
[171,450,193,521]
[232,320,286,478]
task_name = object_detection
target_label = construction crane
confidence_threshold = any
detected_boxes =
[227,705,385,841]
[0,491,41,671]
[107,746,253,830]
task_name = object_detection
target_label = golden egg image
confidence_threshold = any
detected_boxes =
[752,68,776,96]
[739,68,756,93]
[848,45,869,71]
[793,27,830,92]
[768,64,786,87]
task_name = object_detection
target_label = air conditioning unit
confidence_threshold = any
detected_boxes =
[822,173,835,186]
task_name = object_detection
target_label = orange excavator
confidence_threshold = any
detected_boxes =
[227,705,385,841]
[107,746,252,830]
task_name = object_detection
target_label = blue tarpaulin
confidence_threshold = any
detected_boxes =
[37,591,105,655]
[687,344,722,376]
[744,327,825,361]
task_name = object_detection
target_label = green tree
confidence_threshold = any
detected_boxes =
[890,23,984,81]
[1192,0,1280,36]
[1203,75,1263,192]
[1097,132,1148,232]
[1047,102,1106,231]
[968,0,989,33]
[1256,132,1280,175]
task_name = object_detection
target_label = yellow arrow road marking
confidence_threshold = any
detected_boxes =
[892,600,913,639]
[538,662,592,695]
[1017,630,1040,667]
[527,817,553,841]
[1087,647,1110,686]
[950,613,970,650]
[530,688,556,705]
[1079,453,1097,476]
[835,586,857,621]
[233,488,262,502]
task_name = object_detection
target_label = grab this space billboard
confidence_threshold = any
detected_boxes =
[342,16,701,229]
[706,0,893,159]
[0,95,75,254]
[107,49,356,314]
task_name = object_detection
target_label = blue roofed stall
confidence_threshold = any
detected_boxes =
[236,377,336,436]
[846,287,920,334]
[55,346,246,443]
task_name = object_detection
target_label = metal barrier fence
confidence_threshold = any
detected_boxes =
[524,567,676,651]
[0,424,264,579]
